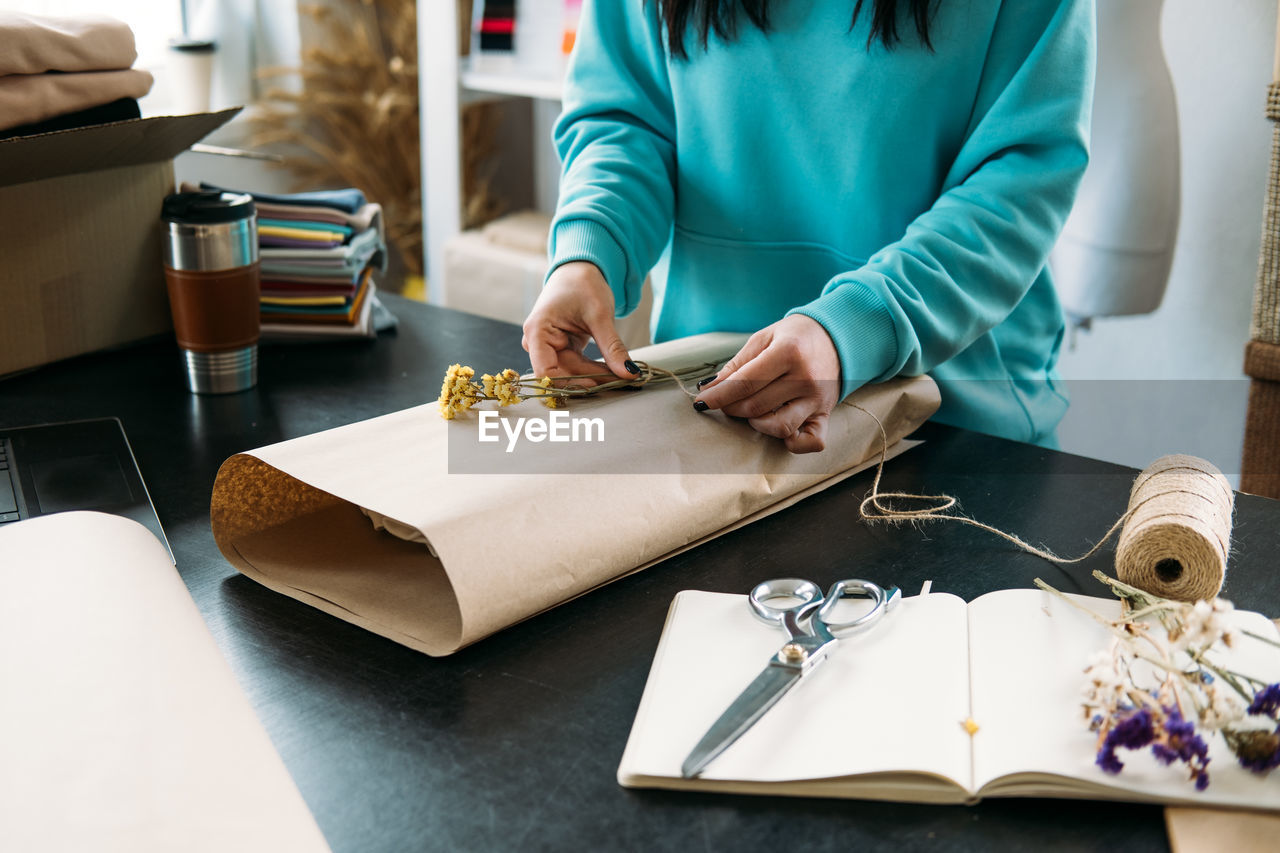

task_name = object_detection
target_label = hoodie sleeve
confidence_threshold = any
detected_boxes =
[789,0,1095,401]
[546,0,675,318]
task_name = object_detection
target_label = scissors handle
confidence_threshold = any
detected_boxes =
[749,577,901,640]
[816,579,901,636]
[747,578,824,640]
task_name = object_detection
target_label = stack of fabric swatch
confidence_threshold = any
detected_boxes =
[0,12,153,139]
[192,183,391,341]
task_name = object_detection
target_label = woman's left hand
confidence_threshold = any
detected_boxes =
[693,315,843,454]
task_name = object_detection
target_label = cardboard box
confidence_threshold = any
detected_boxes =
[443,218,549,328]
[0,108,240,377]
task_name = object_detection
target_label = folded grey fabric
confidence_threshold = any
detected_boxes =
[0,13,137,76]
[0,68,153,131]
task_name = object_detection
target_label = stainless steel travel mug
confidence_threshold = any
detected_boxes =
[161,191,260,394]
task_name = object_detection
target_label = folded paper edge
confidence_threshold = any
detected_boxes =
[210,453,466,656]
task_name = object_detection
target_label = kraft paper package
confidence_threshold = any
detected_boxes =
[211,333,940,655]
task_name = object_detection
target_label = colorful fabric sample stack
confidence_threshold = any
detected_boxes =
[193,183,390,341]
[0,12,153,138]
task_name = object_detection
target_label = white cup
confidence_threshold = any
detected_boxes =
[167,39,216,114]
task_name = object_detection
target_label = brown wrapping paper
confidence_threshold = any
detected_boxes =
[211,333,940,656]
[1166,806,1280,852]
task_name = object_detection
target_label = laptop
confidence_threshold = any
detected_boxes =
[0,418,172,562]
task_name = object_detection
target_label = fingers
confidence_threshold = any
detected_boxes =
[743,399,829,455]
[526,331,617,387]
[784,412,829,454]
[746,397,814,440]
[694,316,842,455]
[556,350,620,386]
[524,320,589,381]
[586,307,641,381]
[696,331,771,396]
[695,338,787,412]
[716,385,795,421]
[522,261,639,385]
[527,324,633,387]
[525,331,565,381]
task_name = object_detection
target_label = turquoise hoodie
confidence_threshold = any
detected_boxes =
[548,0,1095,444]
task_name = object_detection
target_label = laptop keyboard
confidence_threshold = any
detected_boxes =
[0,420,171,560]
[0,438,19,522]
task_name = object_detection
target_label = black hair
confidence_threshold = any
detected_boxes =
[654,0,938,59]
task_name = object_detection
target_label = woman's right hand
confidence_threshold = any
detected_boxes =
[522,261,640,386]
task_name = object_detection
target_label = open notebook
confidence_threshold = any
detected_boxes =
[618,588,1280,811]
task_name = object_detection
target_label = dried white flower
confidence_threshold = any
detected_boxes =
[1082,646,1125,718]
[1198,684,1246,730]
[1170,599,1237,653]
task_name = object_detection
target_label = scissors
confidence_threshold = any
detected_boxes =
[680,577,902,779]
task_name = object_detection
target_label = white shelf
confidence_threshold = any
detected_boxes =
[460,68,564,102]
[421,2,568,305]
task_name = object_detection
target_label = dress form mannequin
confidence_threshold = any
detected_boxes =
[1050,0,1181,331]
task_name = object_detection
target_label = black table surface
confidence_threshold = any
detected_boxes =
[3,293,1278,852]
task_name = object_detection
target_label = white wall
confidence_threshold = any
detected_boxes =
[1055,0,1276,480]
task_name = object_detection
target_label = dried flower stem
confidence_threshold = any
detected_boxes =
[437,361,720,419]
[1245,630,1280,650]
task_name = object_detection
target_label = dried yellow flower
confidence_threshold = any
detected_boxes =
[494,368,522,406]
[536,376,564,409]
[438,364,480,419]
[435,359,710,419]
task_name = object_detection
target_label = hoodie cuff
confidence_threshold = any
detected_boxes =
[787,280,899,401]
[547,218,631,315]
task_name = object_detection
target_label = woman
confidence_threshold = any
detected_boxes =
[523,0,1094,452]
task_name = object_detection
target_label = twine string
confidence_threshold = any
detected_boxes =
[549,370,1232,599]
[849,403,1135,565]
[537,361,715,399]
[850,401,1234,600]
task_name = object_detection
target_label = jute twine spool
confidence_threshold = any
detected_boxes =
[851,404,1235,602]
[1114,454,1234,602]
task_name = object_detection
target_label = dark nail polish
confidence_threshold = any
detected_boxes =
[693,400,709,412]
[697,375,717,388]
[624,359,641,375]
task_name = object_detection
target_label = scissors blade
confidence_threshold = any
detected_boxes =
[681,662,801,779]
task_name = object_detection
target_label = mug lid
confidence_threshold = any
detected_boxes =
[162,191,255,224]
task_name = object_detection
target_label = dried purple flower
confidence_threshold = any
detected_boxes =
[1096,706,1213,789]
[1096,708,1155,774]
[1096,747,1125,775]
[1247,684,1280,719]
[1150,706,1211,790]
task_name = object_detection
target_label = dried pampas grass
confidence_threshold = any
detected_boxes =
[251,0,504,279]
